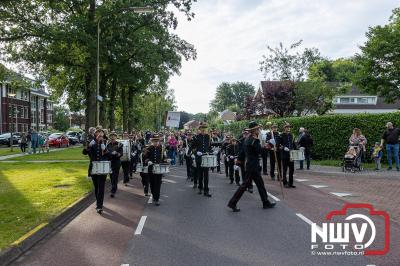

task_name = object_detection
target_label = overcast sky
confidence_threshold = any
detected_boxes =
[169,0,399,114]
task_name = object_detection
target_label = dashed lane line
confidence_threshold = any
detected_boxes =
[295,179,310,182]
[330,192,353,197]
[267,192,281,202]
[163,179,177,184]
[296,213,322,231]
[134,216,147,235]
[309,185,328,189]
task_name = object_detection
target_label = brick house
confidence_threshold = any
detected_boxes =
[0,70,53,134]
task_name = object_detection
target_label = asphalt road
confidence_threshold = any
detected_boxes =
[121,167,369,266]
[14,164,398,266]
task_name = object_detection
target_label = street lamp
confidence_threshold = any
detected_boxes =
[8,92,16,151]
[96,6,154,126]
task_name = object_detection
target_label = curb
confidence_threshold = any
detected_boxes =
[0,190,95,266]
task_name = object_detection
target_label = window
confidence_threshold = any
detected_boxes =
[335,96,377,105]
[25,107,29,118]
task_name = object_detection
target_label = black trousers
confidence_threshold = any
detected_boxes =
[185,156,192,178]
[299,149,311,169]
[196,157,209,192]
[269,150,281,179]
[110,162,121,194]
[140,172,149,194]
[282,157,294,186]
[211,152,221,172]
[228,159,235,181]
[130,157,137,174]
[92,175,107,208]
[262,149,268,174]
[224,157,229,177]
[228,170,269,207]
[121,161,130,184]
[149,173,162,201]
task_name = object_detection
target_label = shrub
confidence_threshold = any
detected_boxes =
[218,112,400,160]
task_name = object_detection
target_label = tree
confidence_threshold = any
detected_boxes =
[260,81,296,117]
[294,80,340,116]
[0,0,197,130]
[210,81,255,112]
[53,106,70,132]
[259,40,322,81]
[309,58,360,82]
[354,8,400,102]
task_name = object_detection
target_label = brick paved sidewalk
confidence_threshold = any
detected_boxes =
[294,164,400,224]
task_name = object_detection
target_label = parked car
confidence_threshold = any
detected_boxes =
[47,133,69,148]
[0,133,20,146]
[66,131,81,145]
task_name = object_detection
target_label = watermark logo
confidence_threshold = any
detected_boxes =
[311,203,390,256]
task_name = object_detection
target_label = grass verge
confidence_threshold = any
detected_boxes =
[0,162,92,251]
[12,146,88,161]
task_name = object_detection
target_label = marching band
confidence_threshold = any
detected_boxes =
[82,120,308,215]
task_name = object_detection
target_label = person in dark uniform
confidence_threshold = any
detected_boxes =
[139,143,150,197]
[237,129,250,189]
[83,127,96,178]
[297,127,313,170]
[227,137,240,185]
[261,122,272,176]
[266,124,281,181]
[228,121,276,212]
[88,129,109,214]
[107,131,123,197]
[222,135,231,178]
[279,123,296,188]
[129,132,137,177]
[143,135,166,206]
[183,131,195,181]
[120,132,131,186]
[210,130,222,173]
[193,123,212,197]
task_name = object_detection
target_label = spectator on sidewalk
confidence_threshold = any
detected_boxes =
[349,128,367,151]
[380,122,400,171]
[20,133,27,153]
[27,129,32,154]
[371,142,383,171]
[38,134,45,153]
[297,127,313,170]
[31,129,38,154]
[167,134,178,165]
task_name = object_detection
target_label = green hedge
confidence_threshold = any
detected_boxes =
[219,112,400,160]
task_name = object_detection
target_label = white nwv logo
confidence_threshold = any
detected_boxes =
[311,214,376,248]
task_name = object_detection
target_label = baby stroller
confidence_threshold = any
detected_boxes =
[342,145,364,172]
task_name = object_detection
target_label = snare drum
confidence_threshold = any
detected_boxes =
[136,163,149,173]
[153,164,170,174]
[290,150,305,161]
[91,161,111,175]
[120,140,131,162]
[201,155,218,167]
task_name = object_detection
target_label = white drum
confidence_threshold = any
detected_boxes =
[120,140,131,162]
[290,150,305,161]
[201,155,218,168]
[153,164,170,174]
[91,161,111,175]
[136,163,149,173]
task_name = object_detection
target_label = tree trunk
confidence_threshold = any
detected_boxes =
[127,86,135,132]
[121,87,128,132]
[108,78,117,131]
[99,72,108,128]
[86,0,97,129]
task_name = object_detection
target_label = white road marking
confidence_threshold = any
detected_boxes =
[134,216,147,235]
[163,179,177,184]
[167,174,186,179]
[330,192,353,197]
[309,185,328,188]
[296,213,322,231]
[121,264,129,266]
[162,195,169,198]
[147,195,153,204]
[295,179,310,182]
[267,192,280,202]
